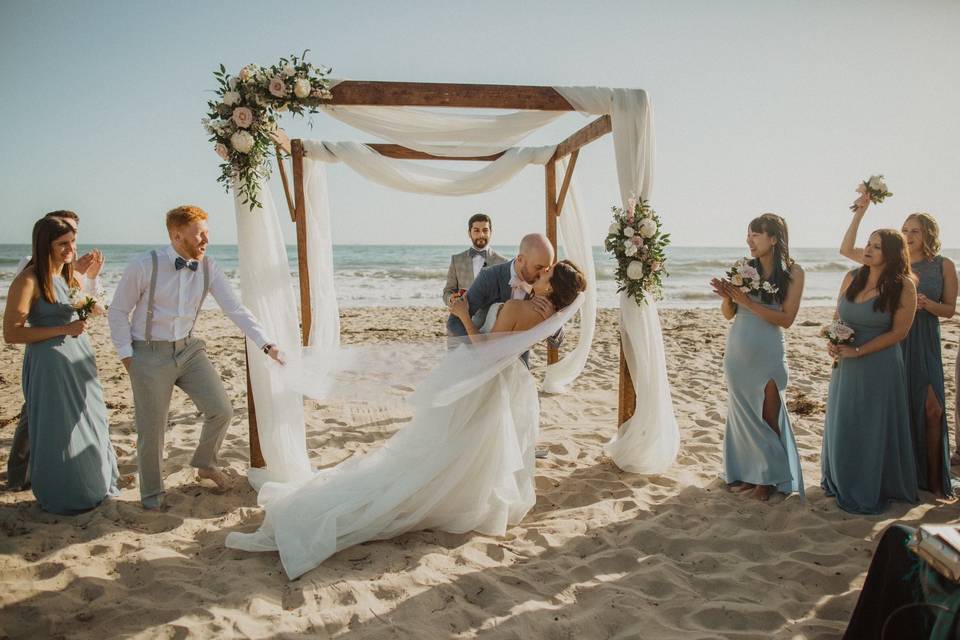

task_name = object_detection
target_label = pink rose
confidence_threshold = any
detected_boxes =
[239,67,251,82]
[214,143,230,160]
[631,236,644,246]
[651,261,662,272]
[269,76,287,98]
[232,107,254,128]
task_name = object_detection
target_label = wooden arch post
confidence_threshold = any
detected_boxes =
[246,82,636,467]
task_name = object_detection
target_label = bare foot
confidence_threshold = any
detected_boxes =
[750,485,775,501]
[726,481,744,492]
[197,466,229,491]
[734,483,756,493]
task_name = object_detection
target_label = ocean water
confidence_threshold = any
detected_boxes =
[2,244,957,309]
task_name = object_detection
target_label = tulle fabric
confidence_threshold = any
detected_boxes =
[226,299,582,579]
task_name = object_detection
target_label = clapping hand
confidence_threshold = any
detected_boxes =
[710,277,730,299]
[711,278,749,306]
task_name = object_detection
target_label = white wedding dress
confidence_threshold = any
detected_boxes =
[226,302,543,579]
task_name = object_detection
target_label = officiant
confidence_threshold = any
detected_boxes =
[442,213,507,306]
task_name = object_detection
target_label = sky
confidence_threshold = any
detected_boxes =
[1,0,957,249]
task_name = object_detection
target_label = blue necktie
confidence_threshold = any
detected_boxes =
[175,257,199,271]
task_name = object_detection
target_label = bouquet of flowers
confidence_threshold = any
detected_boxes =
[820,319,855,368]
[203,51,333,209]
[68,286,107,321]
[604,196,670,305]
[724,258,779,303]
[850,175,893,211]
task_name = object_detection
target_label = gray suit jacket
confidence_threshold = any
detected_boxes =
[442,248,507,305]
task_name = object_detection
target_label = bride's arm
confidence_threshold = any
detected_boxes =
[450,295,484,344]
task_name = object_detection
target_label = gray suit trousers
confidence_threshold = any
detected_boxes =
[129,337,232,506]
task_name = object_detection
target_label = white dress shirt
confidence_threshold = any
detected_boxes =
[471,248,488,278]
[507,259,533,300]
[108,245,271,359]
[16,256,100,295]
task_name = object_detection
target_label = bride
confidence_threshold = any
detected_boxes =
[226,260,588,579]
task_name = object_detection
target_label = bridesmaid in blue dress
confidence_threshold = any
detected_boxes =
[711,213,805,502]
[2,216,119,514]
[840,199,957,497]
[823,228,918,514]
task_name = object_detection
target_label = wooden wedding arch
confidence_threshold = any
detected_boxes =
[247,80,637,467]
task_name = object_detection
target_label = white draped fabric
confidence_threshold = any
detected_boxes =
[232,189,313,486]
[322,104,563,157]
[556,87,679,473]
[541,155,596,394]
[303,140,556,195]
[233,84,673,486]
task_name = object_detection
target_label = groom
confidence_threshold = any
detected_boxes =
[108,205,282,509]
[446,232,562,363]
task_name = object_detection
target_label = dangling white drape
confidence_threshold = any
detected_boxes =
[232,188,313,486]
[556,87,679,474]
[322,104,563,157]
[541,155,596,394]
[302,141,556,195]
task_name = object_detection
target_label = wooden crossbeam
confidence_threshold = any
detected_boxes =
[367,144,505,162]
[555,150,579,215]
[329,80,574,110]
[552,115,612,162]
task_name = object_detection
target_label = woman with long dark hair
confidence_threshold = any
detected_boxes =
[823,229,918,513]
[840,199,956,497]
[2,216,118,514]
[710,213,805,501]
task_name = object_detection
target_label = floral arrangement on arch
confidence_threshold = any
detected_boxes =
[604,197,670,306]
[203,52,332,208]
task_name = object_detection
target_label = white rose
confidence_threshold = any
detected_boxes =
[608,222,620,236]
[230,130,255,154]
[868,175,884,190]
[625,244,638,257]
[626,260,645,280]
[283,64,296,77]
[222,91,241,106]
[228,78,238,90]
[293,78,312,99]
[639,218,657,238]
[623,226,635,238]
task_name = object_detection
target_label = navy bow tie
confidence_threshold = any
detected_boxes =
[175,257,199,271]
[469,248,488,259]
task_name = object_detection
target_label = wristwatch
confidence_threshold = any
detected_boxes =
[262,343,274,354]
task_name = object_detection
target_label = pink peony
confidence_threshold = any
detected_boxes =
[739,264,759,282]
[631,236,644,246]
[239,67,251,81]
[231,106,254,128]
[214,143,230,160]
[269,76,287,98]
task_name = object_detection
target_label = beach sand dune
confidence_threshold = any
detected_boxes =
[1,307,957,639]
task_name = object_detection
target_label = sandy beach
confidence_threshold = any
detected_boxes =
[1,305,958,639]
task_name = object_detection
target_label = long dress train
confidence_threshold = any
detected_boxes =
[226,303,541,579]
[722,297,804,497]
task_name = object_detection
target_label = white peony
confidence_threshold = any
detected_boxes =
[294,78,312,99]
[222,91,241,106]
[230,130,255,154]
[868,175,885,191]
[626,260,645,280]
[625,244,638,257]
[608,222,620,236]
[639,218,657,238]
[623,226,635,238]
[283,64,296,77]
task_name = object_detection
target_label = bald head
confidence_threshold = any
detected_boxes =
[515,233,555,285]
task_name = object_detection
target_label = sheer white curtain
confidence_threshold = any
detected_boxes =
[232,188,313,486]
[555,87,679,474]
[541,155,596,394]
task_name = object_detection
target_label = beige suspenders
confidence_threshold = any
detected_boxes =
[143,251,209,343]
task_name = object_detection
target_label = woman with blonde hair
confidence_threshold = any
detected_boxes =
[840,198,956,497]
